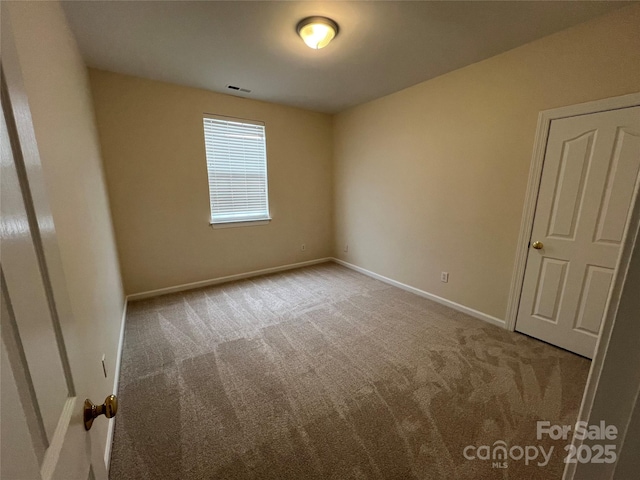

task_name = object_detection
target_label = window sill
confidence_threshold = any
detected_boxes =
[209,218,271,229]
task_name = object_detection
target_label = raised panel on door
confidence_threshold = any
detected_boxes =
[547,130,595,239]
[1,82,85,480]
[531,258,568,323]
[1,282,43,480]
[1,106,71,440]
[594,128,640,245]
[574,266,613,335]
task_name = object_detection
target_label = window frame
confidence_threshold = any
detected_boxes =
[202,113,271,228]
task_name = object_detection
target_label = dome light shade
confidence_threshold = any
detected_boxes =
[296,16,339,49]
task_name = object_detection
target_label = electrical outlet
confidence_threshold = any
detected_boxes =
[344,244,349,253]
[441,272,449,283]
[101,354,107,378]
[301,244,306,251]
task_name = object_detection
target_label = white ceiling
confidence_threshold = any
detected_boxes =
[62,1,629,114]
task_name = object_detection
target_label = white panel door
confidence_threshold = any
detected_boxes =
[0,17,110,480]
[516,106,640,358]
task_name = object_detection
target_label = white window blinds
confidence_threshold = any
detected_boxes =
[203,115,270,224]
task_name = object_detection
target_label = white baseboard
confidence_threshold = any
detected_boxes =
[104,298,128,471]
[331,258,506,329]
[126,257,333,301]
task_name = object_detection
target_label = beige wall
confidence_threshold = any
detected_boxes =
[333,4,640,320]
[6,0,125,462]
[88,70,333,295]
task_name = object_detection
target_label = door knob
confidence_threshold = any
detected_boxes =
[84,394,118,430]
[532,241,544,250]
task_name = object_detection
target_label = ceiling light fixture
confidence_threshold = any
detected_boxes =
[296,16,339,50]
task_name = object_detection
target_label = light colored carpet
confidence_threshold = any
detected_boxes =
[109,262,590,480]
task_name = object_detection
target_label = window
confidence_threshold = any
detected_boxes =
[203,115,270,225]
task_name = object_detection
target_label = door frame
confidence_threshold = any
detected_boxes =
[505,92,640,333]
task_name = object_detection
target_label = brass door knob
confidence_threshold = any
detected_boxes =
[532,241,544,250]
[84,394,118,430]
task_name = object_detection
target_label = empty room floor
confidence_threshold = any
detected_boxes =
[109,262,589,480]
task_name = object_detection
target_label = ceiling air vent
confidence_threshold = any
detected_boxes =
[226,85,251,93]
